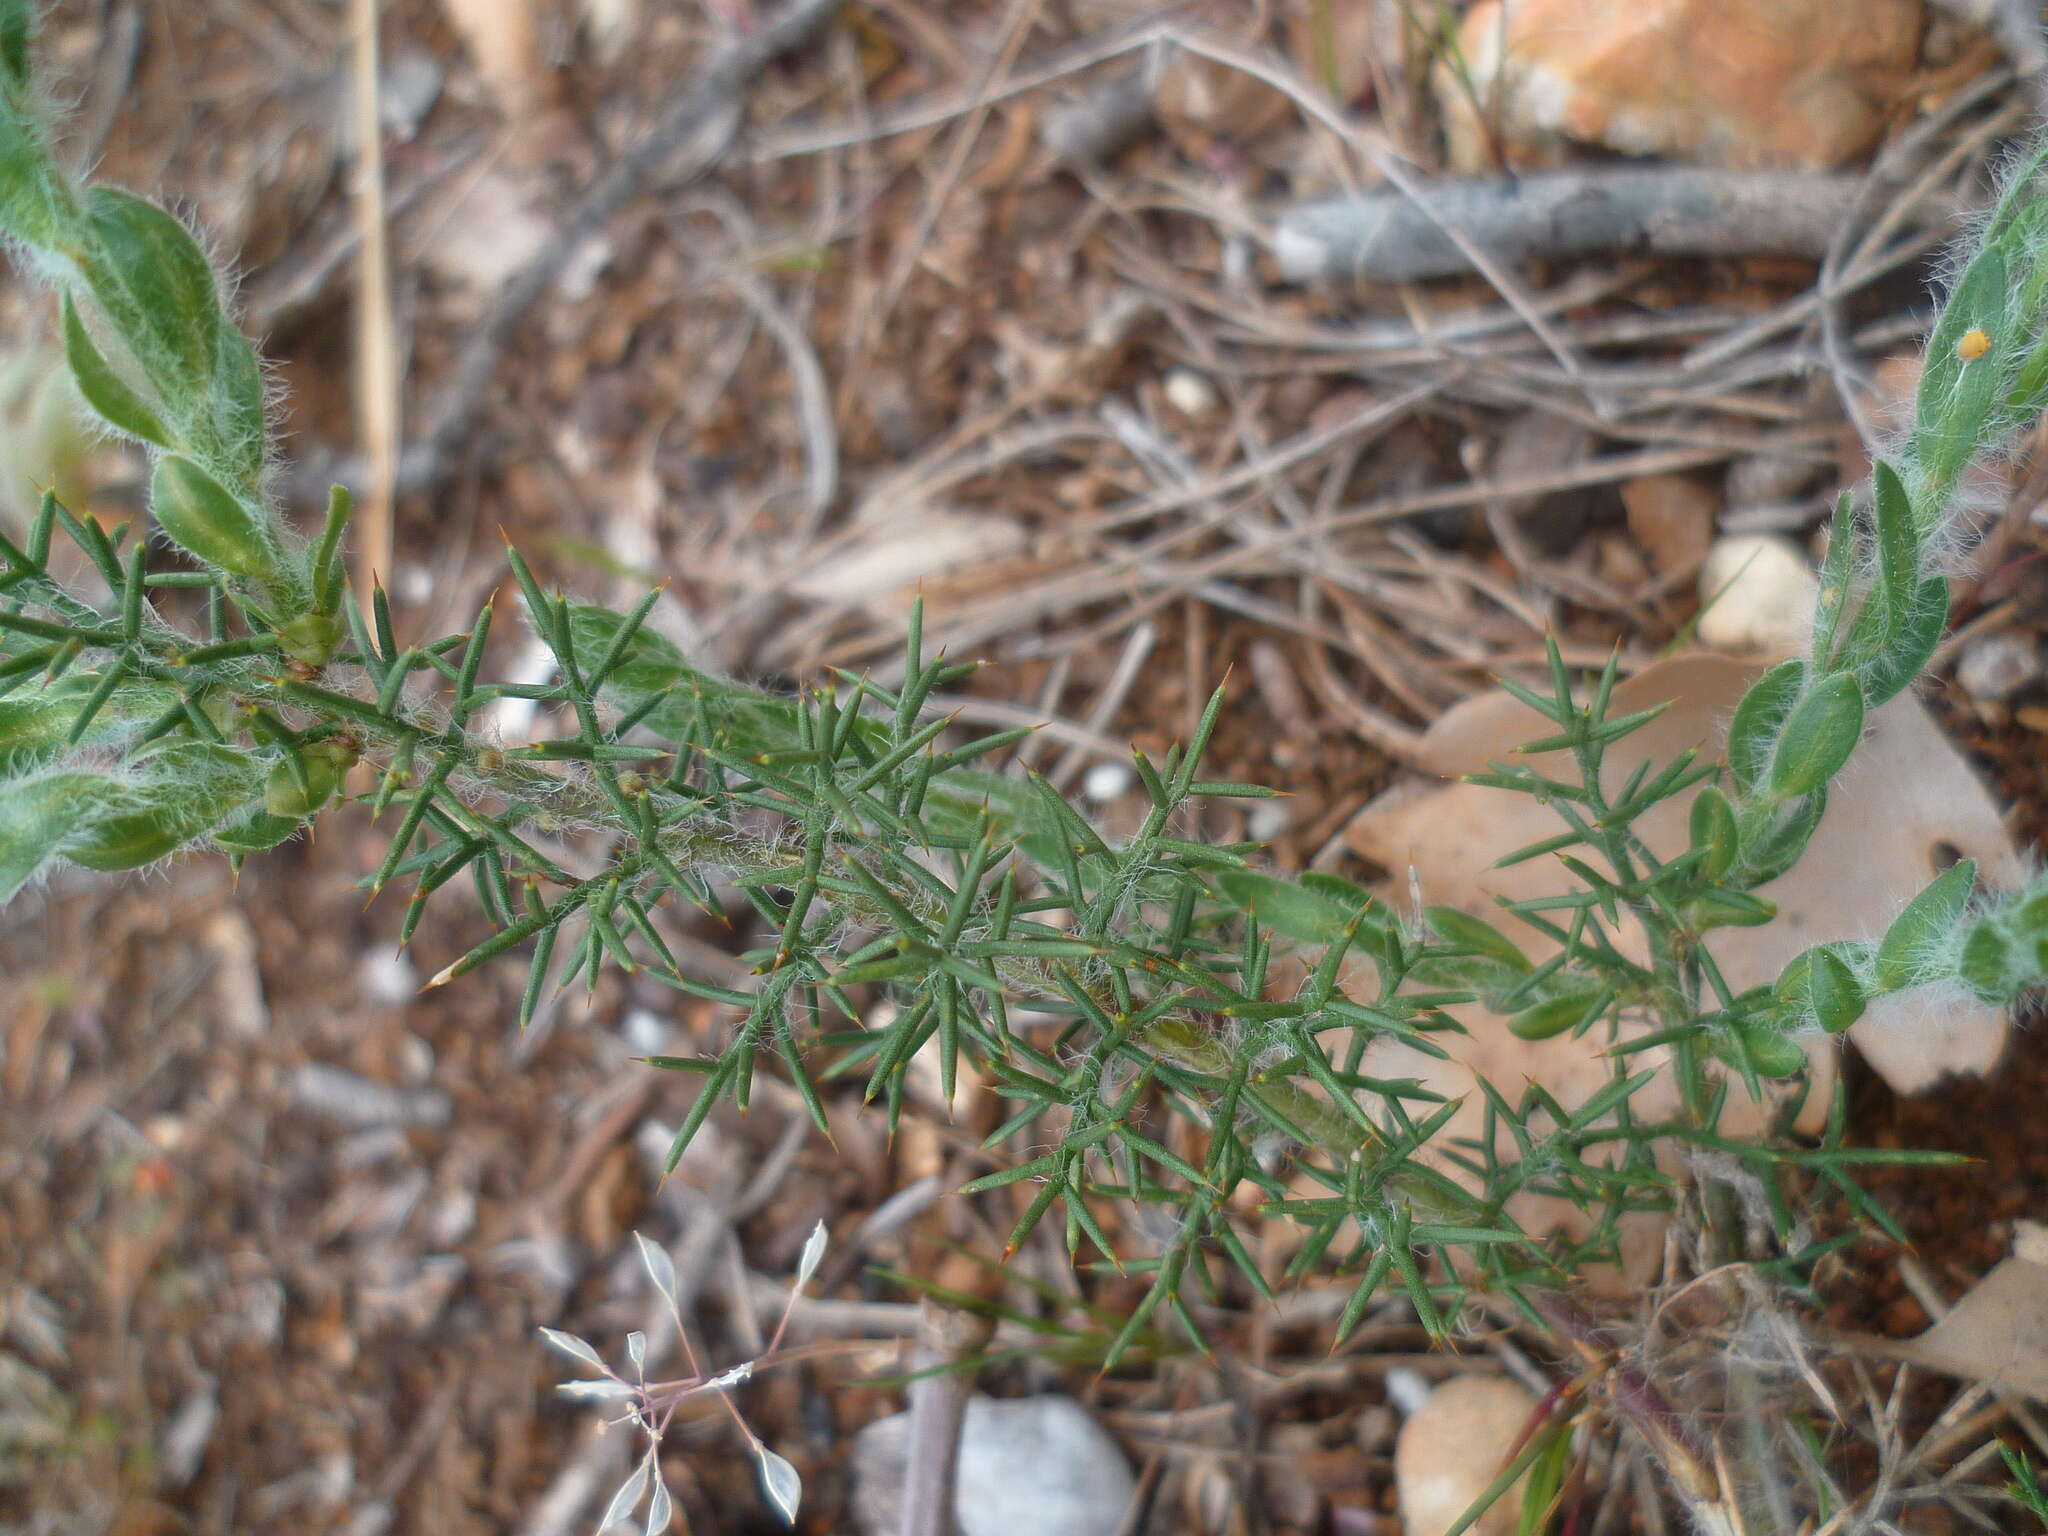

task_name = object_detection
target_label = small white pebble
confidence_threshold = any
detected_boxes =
[1162,366,1219,417]
[427,1187,478,1247]
[394,565,435,606]
[1383,1365,1433,1417]
[486,639,560,748]
[313,1450,355,1508]
[160,1380,219,1488]
[1270,221,1335,283]
[379,50,443,142]
[1725,451,1818,506]
[1696,534,1816,653]
[557,233,613,305]
[335,1127,411,1170]
[360,950,417,1007]
[1246,800,1291,843]
[2014,1219,2048,1267]
[1221,233,1257,293]
[1082,760,1134,804]
[851,1395,1135,1536]
[621,1007,675,1055]
[1957,631,2043,703]
[395,1032,435,1085]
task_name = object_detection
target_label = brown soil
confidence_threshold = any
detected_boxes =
[7,3,2048,1534]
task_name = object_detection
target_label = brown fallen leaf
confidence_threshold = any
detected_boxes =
[1622,473,1717,583]
[1895,1257,2048,1403]
[785,502,1033,622]
[1340,652,2019,1259]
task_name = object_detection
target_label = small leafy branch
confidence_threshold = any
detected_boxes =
[4,2,2048,1521]
[540,1227,827,1530]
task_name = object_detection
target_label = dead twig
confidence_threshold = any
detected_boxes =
[1271,170,1909,285]
[1159,23,1590,387]
[348,0,401,592]
[899,1321,975,1536]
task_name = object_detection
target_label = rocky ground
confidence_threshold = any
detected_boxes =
[6,2,2048,1533]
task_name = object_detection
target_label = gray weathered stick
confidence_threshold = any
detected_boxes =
[1271,170,1943,285]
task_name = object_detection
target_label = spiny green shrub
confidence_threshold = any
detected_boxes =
[4,3,2048,1522]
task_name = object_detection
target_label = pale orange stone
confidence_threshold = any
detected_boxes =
[1442,0,1924,172]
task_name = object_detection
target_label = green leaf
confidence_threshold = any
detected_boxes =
[0,671,177,772]
[1423,906,1528,970]
[210,808,303,855]
[925,770,1071,870]
[1519,1421,1576,1536]
[1737,788,1827,888]
[0,91,78,251]
[1809,492,1858,667]
[2006,329,2048,428]
[1680,887,1776,931]
[0,0,28,89]
[309,484,353,610]
[61,290,172,448]
[1769,673,1864,799]
[1215,869,1377,947]
[2015,889,2048,977]
[1956,920,2017,1003]
[565,601,887,759]
[1725,658,1804,793]
[1722,1017,1808,1080]
[1857,574,1948,711]
[1807,945,1867,1035]
[1873,857,1975,993]
[1984,140,2048,252]
[149,454,279,580]
[1871,461,1918,627]
[2001,1442,2048,1524]
[1298,870,1375,910]
[0,770,103,900]
[2001,195,2048,409]
[1912,240,2010,516]
[1834,471,1946,709]
[61,741,264,871]
[206,326,269,493]
[1506,988,1605,1041]
[83,185,223,397]
[959,1152,1064,1194]
[1687,785,1737,882]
